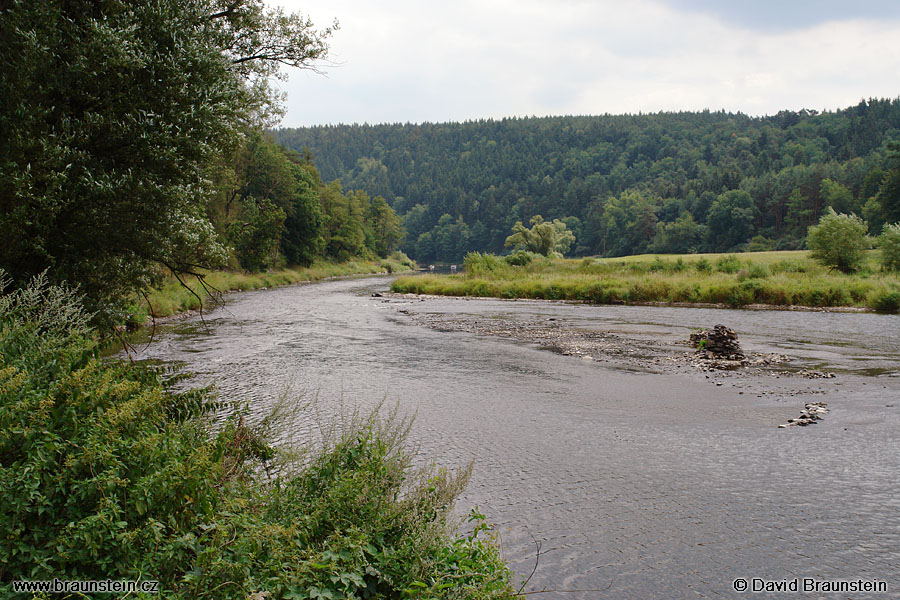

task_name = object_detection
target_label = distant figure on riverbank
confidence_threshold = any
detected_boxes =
[450,264,457,273]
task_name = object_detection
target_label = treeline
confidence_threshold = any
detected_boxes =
[275,99,900,261]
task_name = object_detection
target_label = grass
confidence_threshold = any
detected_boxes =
[391,250,900,313]
[131,254,415,326]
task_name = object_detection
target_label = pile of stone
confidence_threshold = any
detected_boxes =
[689,324,745,361]
[778,402,829,428]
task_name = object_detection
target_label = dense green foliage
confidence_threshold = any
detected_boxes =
[0,0,407,328]
[0,273,513,598]
[879,223,900,271]
[505,216,575,257]
[806,209,871,273]
[276,100,900,261]
[393,251,900,313]
[210,132,405,273]
[0,0,337,322]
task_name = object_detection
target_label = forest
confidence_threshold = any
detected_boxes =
[275,100,900,262]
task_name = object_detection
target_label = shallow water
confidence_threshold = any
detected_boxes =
[127,276,900,599]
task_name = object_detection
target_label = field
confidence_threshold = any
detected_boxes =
[391,250,900,313]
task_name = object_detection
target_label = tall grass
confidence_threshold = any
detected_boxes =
[133,254,415,326]
[392,251,900,313]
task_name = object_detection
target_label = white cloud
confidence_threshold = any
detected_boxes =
[271,0,900,126]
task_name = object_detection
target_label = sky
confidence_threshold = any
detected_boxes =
[272,0,900,127]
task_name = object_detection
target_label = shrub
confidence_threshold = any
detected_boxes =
[1,272,223,587]
[505,250,537,266]
[737,262,770,281]
[746,235,776,252]
[870,289,900,313]
[695,258,713,274]
[715,254,742,274]
[648,257,668,272]
[806,209,870,273]
[463,252,508,277]
[879,223,900,271]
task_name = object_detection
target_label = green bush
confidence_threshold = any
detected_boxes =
[694,258,713,274]
[648,257,668,272]
[715,255,742,274]
[870,289,900,313]
[463,252,508,277]
[504,250,537,267]
[746,235,776,252]
[879,223,900,271]
[737,262,770,281]
[1,272,223,588]
[806,209,870,273]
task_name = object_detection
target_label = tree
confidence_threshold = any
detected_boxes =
[879,223,900,271]
[320,182,366,261]
[650,212,701,254]
[281,160,325,267]
[0,0,334,321]
[705,190,758,251]
[806,209,869,273]
[213,133,325,268]
[820,179,857,214]
[365,194,405,257]
[227,198,286,271]
[414,232,435,263]
[878,144,900,225]
[431,214,472,262]
[504,216,575,257]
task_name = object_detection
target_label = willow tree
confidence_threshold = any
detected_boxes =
[0,0,335,323]
[504,215,576,257]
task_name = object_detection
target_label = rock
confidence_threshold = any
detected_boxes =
[779,402,829,428]
[796,369,835,379]
[690,325,745,360]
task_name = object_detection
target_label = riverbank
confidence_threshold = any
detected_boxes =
[391,251,900,313]
[133,254,415,326]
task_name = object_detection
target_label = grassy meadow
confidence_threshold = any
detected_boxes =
[130,254,415,326]
[391,250,900,313]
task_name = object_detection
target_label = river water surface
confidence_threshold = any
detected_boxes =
[130,276,900,599]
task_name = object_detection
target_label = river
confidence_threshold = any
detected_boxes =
[127,275,900,599]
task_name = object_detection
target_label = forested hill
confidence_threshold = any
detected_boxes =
[275,98,900,261]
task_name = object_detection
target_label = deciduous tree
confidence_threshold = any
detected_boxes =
[806,209,869,273]
[504,215,575,257]
[0,0,334,321]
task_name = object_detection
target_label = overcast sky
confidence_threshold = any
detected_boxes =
[273,0,900,127]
